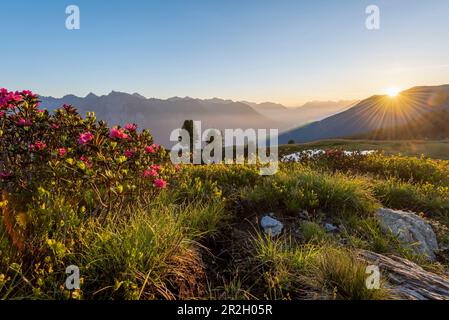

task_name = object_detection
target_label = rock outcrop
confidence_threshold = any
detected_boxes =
[260,215,283,237]
[359,250,449,300]
[376,208,438,260]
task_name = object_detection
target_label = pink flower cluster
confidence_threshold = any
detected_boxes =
[0,88,21,109]
[0,89,36,110]
[58,148,67,157]
[78,132,94,145]
[153,178,167,189]
[145,143,159,154]
[30,141,47,151]
[143,164,165,186]
[124,149,135,158]
[1,88,172,192]
[16,118,33,127]
[21,90,36,98]
[125,123,137,131]
[143,169,158,178]
[109,127,129,140]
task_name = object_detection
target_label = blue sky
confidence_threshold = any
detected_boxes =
[1,0,449,105]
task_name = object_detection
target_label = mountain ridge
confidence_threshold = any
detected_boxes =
[40,91,355,146]
[279,84,449,144]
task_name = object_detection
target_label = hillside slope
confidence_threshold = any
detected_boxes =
[279,85,449,144]
[352,109,449,140]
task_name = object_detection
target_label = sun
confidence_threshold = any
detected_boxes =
[386,87,401,97]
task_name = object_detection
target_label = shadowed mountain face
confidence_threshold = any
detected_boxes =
[279,85,449,144]
[41,92,277,147]
[354,109,449,140]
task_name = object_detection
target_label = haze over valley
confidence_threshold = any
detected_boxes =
[40,92,356,146]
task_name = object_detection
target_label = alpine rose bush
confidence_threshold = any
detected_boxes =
[0,88,175,224]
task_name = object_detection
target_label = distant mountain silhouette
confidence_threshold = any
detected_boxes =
[40,92,276,147]
[40,92,357,147]
[244,100,356,129]
[279,85,449,144]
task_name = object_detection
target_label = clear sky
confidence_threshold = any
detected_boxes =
[1,0,448,106]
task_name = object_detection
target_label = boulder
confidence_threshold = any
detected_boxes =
[260,215,283,237]
[376,208,438,260]
[324,223,338,232]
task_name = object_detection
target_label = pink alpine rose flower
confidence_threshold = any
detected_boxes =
[145,146,155,154]
[124,149,135,158]
[58,148,67,157]
[78,132,94,145]
[21,90,36,98]
[150,164,161,171]
[6,92,21,102]
[153,178,167,189]
[16,118,32,127]
[30,141,47,151]
[80,156,92,168]
[125,123,137,131]
[109,127,129,140]
[143,169,158,179]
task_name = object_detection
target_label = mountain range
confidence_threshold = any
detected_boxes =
[279,85,449,144]
[40,93,352,146]
[244,100,357,130]
[40,84,449,147]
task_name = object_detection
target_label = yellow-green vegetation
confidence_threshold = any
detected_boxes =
[243,167,378,218]
[2,152,448,299]
[241,234,390,300]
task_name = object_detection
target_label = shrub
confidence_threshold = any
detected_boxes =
[359,154,449,186]
[1,89,172,204]
[0,89,177,254]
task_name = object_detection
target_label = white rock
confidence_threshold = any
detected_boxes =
[376,208,439,261]
[324,223,338,232]
[261,215,283,237]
